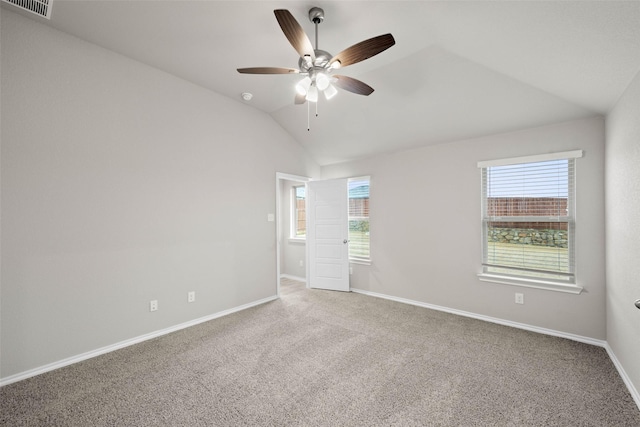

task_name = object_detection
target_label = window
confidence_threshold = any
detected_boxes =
[348,177,370,262]
[291,185,306,238]
[478,150,583,291]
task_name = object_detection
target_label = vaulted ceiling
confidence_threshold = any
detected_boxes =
[6,1,640,165]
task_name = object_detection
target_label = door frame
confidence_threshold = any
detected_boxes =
[275,172,311,297]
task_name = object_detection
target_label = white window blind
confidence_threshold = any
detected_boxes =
[479,151,582,284]
[348,177,370,262]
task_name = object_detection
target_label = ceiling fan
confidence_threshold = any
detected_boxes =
[237,7,395,104]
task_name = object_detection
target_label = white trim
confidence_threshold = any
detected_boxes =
[280,274,307,283]
[477,273,583,294]
[276,172,311,182]
[287,237,306,244]
[348,175,371,183]
[4,288,637,412]
[604,343,640,411]
[477,149,584,168]
[0,295,277,387]
[484,215,571,222]
[351,288,640,408]
[351,287,604,347]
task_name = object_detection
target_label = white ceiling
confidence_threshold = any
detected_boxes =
[6,0,640,165]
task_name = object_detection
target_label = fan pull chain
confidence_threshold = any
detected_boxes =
[306,99,320,131]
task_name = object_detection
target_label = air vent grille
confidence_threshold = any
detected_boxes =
[2,0,52,19]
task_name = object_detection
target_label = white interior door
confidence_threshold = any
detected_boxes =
[307,179,350,292]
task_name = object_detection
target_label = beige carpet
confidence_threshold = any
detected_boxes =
[1,279,639,426]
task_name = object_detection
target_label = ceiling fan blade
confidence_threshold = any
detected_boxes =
[332,75,374,96]
[237,67,300,74]
[294,93,306,105]
[329,33,395,68]
[274,9,315,61]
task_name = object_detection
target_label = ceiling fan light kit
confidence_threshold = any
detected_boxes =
[306,85,319,103]
[295,76,312,96]
[324,83,338,100]
[237,7,395,128]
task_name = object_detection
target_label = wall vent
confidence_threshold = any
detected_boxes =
[2,0,52,19]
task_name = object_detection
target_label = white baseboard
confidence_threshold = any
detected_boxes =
[604,343,640,411]
[280,274,306,283]
[4,288,638,413]
[351,288,605,347]
[352,287,640,411]
[0,295,278,387]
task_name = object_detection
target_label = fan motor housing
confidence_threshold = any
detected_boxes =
[299,49,332,73]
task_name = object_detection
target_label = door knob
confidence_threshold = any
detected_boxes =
[635,299,640,309]
[343,239,348,244]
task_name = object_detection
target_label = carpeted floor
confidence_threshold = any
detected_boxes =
[1,279,639,426]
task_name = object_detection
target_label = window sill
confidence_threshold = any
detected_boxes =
[288,238,306,244]
[349,259,371,266]
[477,273,583,294]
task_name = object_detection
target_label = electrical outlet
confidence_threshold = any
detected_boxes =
[188,291,195,303]
[515,293,524,305]
[299,260,303,267]
[150,300,158,312]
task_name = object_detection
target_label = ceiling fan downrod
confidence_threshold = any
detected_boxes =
[309,7,324,51]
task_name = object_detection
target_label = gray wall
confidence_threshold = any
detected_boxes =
[606,71,640,398]
[279,180,306,280]
[322,117,606,340]
[0,11,319,378]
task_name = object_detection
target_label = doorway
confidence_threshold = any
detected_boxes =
[275,173,310,297]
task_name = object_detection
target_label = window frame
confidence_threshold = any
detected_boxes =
[290,184,306,241]
[348,176,371,264]
[477,150,584,294]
